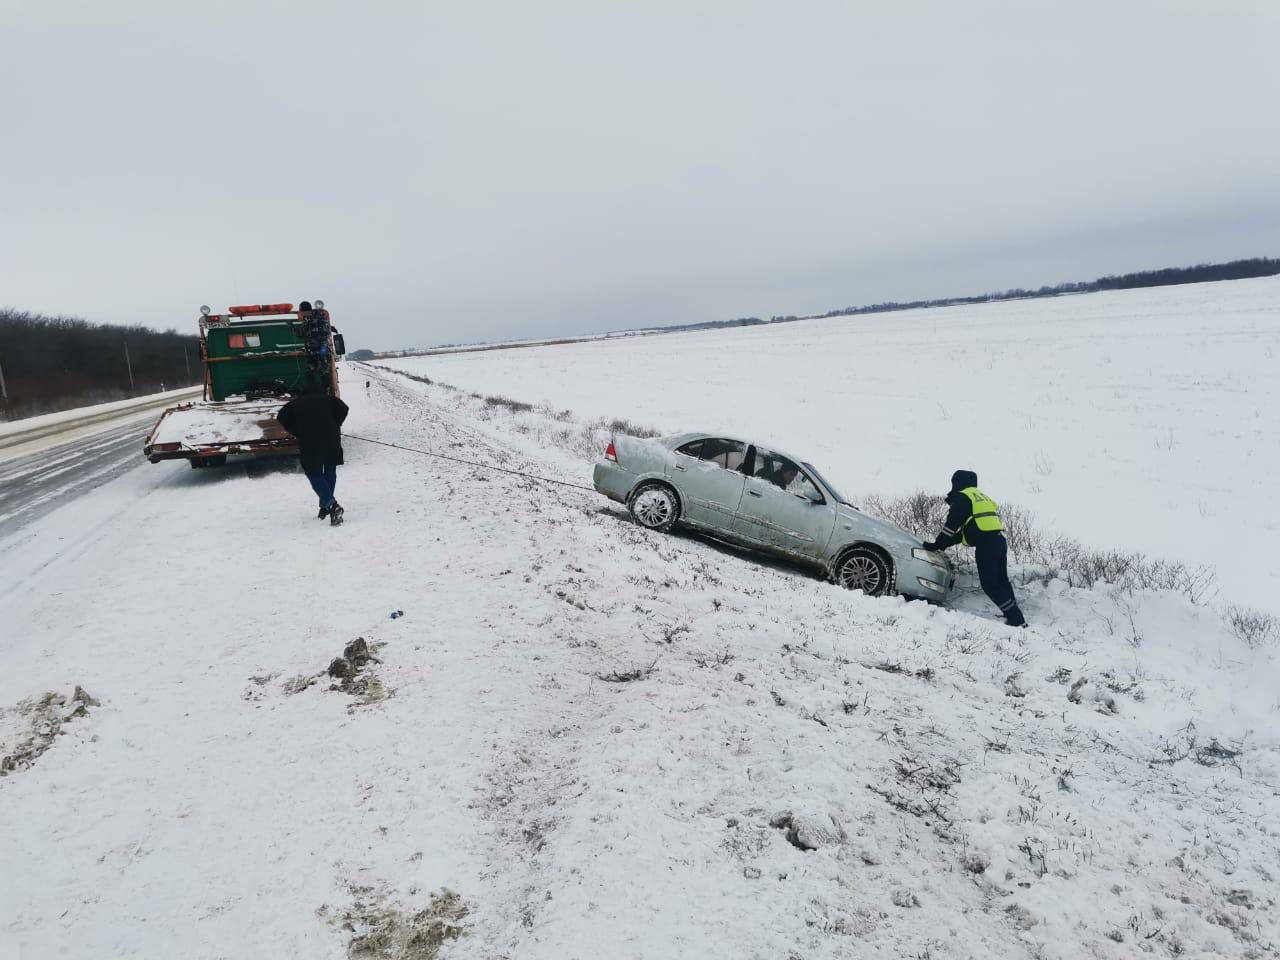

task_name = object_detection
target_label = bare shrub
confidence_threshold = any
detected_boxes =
[861,490,946,537]
[483,395,533,413]
[594,658,658,683]
[1222,605,1278,649]
[376,365,432,386]
[562,416,663,462]
[996,503,1039,558]
[605,417,663,438]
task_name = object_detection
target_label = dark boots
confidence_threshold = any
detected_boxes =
[1004,605,1027,628]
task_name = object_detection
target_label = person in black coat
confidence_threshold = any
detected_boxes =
[923,470,1026,627]
[277,386,350,525]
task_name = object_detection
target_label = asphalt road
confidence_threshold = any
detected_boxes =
[0,416,156,539]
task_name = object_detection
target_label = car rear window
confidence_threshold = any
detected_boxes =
[699,438,747,470]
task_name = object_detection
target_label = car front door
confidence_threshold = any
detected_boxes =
[731,446,836,559]
[667,437,748,532]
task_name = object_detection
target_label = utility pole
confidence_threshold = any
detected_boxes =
[184,346,191,383]
[0,355,7,402]
[124,341,135,393]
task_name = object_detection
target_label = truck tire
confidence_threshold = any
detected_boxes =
[189,454,228,469]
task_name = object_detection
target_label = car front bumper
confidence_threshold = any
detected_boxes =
[897,552,955,602]
[593,461,635,504]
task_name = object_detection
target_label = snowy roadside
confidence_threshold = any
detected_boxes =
[2,368,1277,959]
[383,276,1280,615]
[370,366,1280,958]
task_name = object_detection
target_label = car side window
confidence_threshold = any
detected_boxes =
[750,447,823,501]
[697,438,747,471]
[675,439,704,459]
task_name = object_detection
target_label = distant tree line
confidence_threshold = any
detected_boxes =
[664,316,770,332]
[0,309,200,420]
[810,256,1280,320]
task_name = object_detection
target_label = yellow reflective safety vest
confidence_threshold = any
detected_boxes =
[958,487,1004,545]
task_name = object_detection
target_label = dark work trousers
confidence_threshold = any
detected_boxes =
[975,535,1025,626]
[304,463,338,508]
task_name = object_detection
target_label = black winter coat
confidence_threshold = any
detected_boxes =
[277,394,350,472]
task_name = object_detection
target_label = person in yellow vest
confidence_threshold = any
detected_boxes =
[922,470,1027,627]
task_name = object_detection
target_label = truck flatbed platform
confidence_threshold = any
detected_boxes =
[143,398,296,465]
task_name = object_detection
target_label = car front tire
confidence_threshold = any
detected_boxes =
[629,482,680,533]
[833,547,891,597]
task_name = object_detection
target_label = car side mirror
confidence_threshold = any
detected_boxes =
[333,333,346,356]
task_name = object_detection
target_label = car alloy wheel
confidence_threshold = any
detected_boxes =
[631,485,677,531]
[836,549,888,596]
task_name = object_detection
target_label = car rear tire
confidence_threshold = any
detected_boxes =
[834,546,891,597]
[629,482,679,533]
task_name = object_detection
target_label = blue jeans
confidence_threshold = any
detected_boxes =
[305,463,338,508]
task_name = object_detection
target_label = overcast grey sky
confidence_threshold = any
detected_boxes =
[2,1,1278,349]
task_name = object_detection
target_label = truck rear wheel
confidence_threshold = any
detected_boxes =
[189,455,227,469]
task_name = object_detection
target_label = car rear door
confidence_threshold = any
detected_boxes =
[731,446,836,558]
[667,438,747,531]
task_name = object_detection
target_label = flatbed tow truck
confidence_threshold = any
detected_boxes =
[143,302,346,468]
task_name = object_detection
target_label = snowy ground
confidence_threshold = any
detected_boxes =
[2,359,1277,959]
[386,277,1280,616]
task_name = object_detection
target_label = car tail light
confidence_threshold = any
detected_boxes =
[605,441,617,462]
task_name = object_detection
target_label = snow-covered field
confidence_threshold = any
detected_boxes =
[388,278,1280,615]
[2,351,1277,959]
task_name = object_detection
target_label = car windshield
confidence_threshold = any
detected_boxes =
[802,462,853,507]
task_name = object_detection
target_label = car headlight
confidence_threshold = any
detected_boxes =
[912,547,948,570]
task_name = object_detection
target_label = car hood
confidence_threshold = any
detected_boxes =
[834,506,923,554]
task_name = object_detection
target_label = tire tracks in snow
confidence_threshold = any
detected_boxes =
[365,375,612,956]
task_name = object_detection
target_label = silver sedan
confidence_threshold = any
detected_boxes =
[593,432,953,601]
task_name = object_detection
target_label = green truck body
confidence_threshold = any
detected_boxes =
[144,303,346,467]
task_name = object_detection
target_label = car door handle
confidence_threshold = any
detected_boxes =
[746,489,762,497]
[673,464,687,472]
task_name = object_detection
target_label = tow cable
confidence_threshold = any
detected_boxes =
[344,433,597,493]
